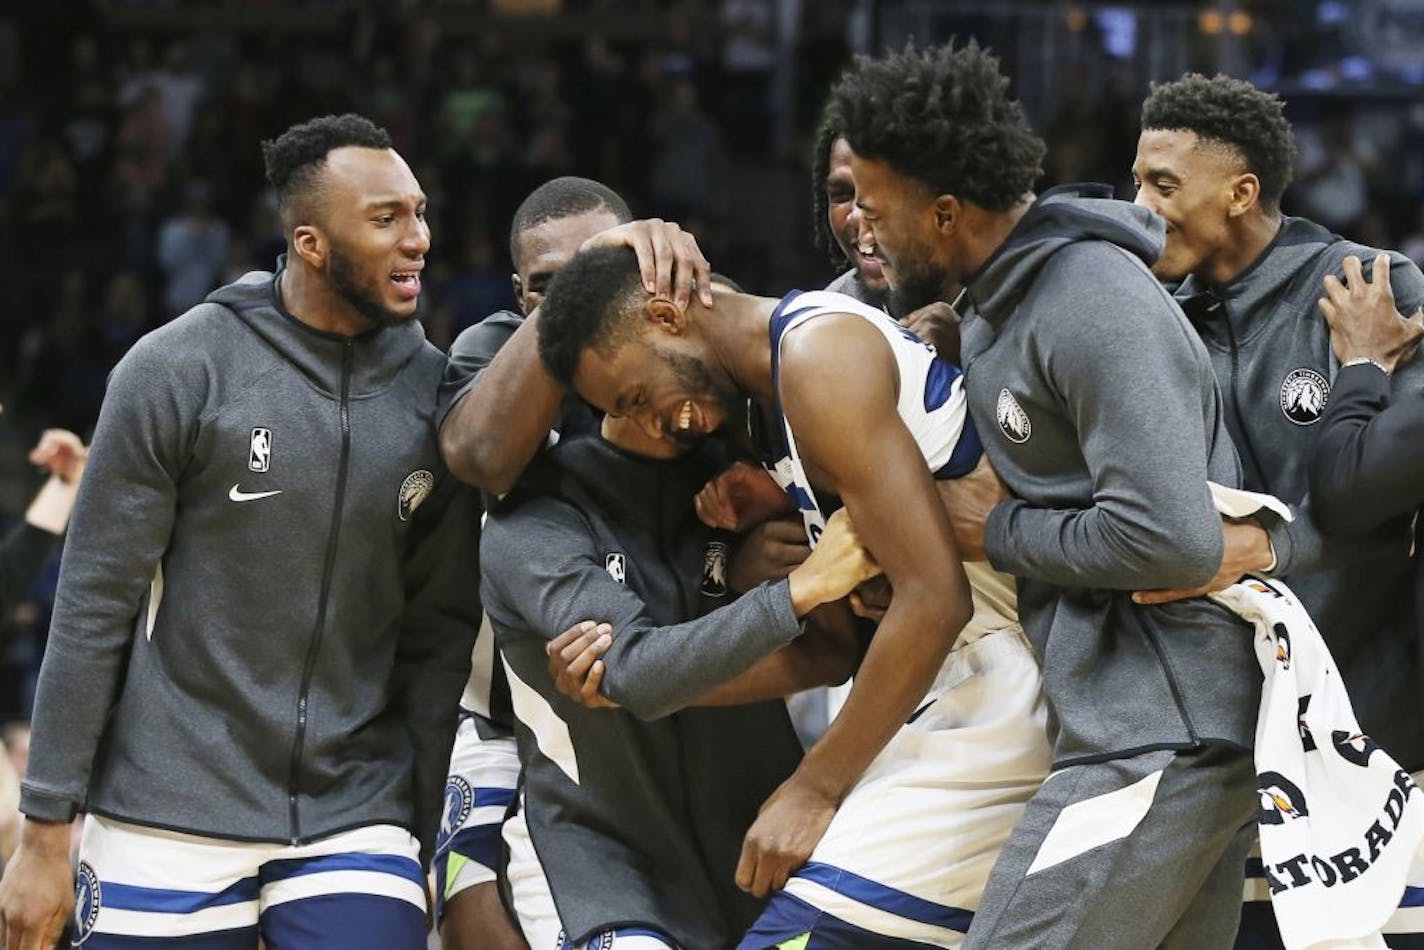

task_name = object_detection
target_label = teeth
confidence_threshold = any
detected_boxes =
[678,401,692,431]
[857,243,875,256]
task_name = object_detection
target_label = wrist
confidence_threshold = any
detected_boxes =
[786,567,826,618]
[19,816,72,854]
[1341,355,1392,376]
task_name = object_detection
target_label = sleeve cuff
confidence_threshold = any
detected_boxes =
[18,783,80,823]
[763,577,806,644]
[982,499,1019,573]
[1263,513,1294,577]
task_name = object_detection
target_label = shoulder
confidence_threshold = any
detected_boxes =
[778,311,896,403]
[1035,240,1178,335]
[450,312,522,366]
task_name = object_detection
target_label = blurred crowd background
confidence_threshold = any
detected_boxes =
[1,0,1424,723]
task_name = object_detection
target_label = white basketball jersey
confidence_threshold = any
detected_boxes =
[761,290,1018,640]
[756,290,1047,944]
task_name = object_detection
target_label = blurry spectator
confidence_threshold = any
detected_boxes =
[94,270,151,365]
[719,0,775,151]
[1295,109,1376,234]
[439,230,518,336]
[114,84,172,199]
[648,78,725,228]
[156,182,231,315]
[1402,204,1424,267]
[150,41,207,158]
[3,723,29,780]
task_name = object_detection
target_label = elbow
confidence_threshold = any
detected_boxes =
[608,688,677,723]
[1146,522,1221,589]
[440,422,516,495]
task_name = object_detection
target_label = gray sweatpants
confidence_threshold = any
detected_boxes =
[964,744,1257,949]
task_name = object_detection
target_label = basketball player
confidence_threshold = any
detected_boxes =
[0,114,480,949]
[485,400,873,948]
[1128,72,1424,945]
[834,42,1261,946]
[535,239,1050,946]
[434,177,633,950]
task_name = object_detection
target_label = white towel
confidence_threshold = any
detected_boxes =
[1208,483,1424,949]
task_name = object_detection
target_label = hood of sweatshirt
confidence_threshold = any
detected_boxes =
[966,183,1165,331]
[205,258,429,398]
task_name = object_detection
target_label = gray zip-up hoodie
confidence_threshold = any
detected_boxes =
[960,184,1260,765]
[1175,217,1424,769]
[20,264,480,862]
[482,434,804,949]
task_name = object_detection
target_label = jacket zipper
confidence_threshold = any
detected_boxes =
[287,339,355,844]
[1220,303,1268,489]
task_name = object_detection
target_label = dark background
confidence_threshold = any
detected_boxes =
[2,0,1422,717]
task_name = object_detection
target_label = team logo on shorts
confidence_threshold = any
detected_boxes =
[605,553,626,584]
[249,427,272,473]
[701,540,728,597]
[74,861,101,944]
[1258,771,1310,824]
[996,389,1031,444]
[440,776,474,851]
[1279,368,1329,425]
[398,470,435,521]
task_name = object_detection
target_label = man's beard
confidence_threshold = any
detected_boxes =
[329,245,410,329]
[886,251,951,319]
[655,343,742,446]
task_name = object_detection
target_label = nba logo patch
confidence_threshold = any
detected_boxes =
[605,553,626,584]
[249,428,272,472]
[701,541,728,597]
[74,861,101,944]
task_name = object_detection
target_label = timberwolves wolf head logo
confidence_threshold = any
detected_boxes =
[397,470,435,521]
[1280,369,1329,425]
[1332,730,1382,767]
[440,776,474,851]
[701,541,728,597]
[1258,771,1310,825]
[996,389,1031,444]
[74,861,101,944]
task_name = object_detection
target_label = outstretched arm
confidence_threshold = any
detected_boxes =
[440,221,714,494]
[735,314,974,897]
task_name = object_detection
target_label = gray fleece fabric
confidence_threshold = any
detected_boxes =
[960,184,1261,766]
[482,434,804,949]
[20,264,480,863]
[1175,216,1424,770]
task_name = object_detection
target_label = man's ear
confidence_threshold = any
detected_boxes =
[292,225,327,269]
[1227,172,1262,218]
[644,297,687,336]
[932,194,961,235]
[511,274,528,314]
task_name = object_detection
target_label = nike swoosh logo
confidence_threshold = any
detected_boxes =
[228,484,283,502]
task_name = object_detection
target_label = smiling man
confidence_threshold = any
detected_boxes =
[1131,71,1424,947]
[834,43,1261,947]
[0,114,480,950]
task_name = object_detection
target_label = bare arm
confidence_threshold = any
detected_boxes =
[736,315,973,897]
[440,309,563,494]
[439,220,715,494]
